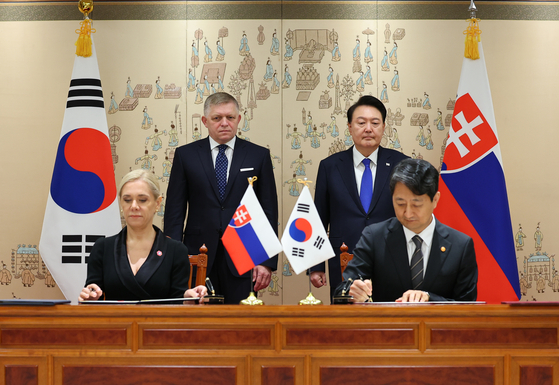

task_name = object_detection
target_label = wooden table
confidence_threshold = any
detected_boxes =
[0,303,557,385]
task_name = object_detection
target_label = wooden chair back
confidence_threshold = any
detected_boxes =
[188,244,208,288]
[340,242,353,279]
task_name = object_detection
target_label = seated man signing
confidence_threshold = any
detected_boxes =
[336,158,478,303]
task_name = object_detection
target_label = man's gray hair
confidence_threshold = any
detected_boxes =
[203,92,239,117]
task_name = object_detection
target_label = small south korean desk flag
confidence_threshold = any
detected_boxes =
[39,33,121,303]
[281,182,334,274]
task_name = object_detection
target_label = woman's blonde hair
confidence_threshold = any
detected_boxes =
[118,169,161,200]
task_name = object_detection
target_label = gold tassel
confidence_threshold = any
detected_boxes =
[75,18,95,57]
[75,1,95,57]
[463,18,481,60]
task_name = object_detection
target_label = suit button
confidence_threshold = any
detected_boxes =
[366,216,369,220]
[221,207,225,211]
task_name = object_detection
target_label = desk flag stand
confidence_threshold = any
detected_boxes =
[299,269,323,305]
[240,269,264,305]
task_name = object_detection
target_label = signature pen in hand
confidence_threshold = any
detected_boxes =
[358,274,373,303]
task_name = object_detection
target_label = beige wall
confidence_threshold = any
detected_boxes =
[1,2,557,304]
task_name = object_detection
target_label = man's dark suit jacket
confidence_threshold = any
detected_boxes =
[86,226,190,300]
[338,217,478,302]
[311,146,409,297]
[164,137,278,281]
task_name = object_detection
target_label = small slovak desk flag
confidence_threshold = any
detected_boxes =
[434,17,520,303]
[281,184,334,275]
[222,180,283,275]
[39,39,121,303]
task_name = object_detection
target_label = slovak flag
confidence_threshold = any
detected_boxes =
[39,40,121,303]
[281,185,334,275]
[434,37,521,303]
[222,184,283,275]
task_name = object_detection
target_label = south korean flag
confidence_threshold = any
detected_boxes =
[281,185,334,275]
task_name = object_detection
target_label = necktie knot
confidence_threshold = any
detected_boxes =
[412,235,423,249]
[362,158,371,168]
[218,144,228,154]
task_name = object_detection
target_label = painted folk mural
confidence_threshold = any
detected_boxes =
[1,16,557,304]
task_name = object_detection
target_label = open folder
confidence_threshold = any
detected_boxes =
[502,301,559,306]
[0,299,71,306]
[79,297,200,305]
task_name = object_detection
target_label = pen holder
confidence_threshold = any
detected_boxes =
[203,277,224,304]
[205,294,224,304]
[332,278,353,304]
[332,294,353,304]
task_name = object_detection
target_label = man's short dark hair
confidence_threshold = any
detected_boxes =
[389,159,439,201]
[346,95,387,124]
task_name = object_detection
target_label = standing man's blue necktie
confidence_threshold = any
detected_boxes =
[360,158,373,212]
[215,144,228,201]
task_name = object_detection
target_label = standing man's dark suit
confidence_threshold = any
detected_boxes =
[311,146,408,298]
[339,217,478,302]
[164,93,278,304]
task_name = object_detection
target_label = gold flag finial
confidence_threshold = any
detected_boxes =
[297,178,313,187]
[248,176,258,186]
[75,0,96,57]
[463,0,481,60]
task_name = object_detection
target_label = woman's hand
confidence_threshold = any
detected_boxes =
[184,285,208,299]
[79,284,103,301]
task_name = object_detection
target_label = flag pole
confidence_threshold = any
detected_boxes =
[296,178,323,305]
[239,176,265,305]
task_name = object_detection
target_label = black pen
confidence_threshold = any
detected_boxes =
[205,277,216,296]
[341,278,353,295]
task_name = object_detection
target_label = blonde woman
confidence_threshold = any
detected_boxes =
[80,169,206,301]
